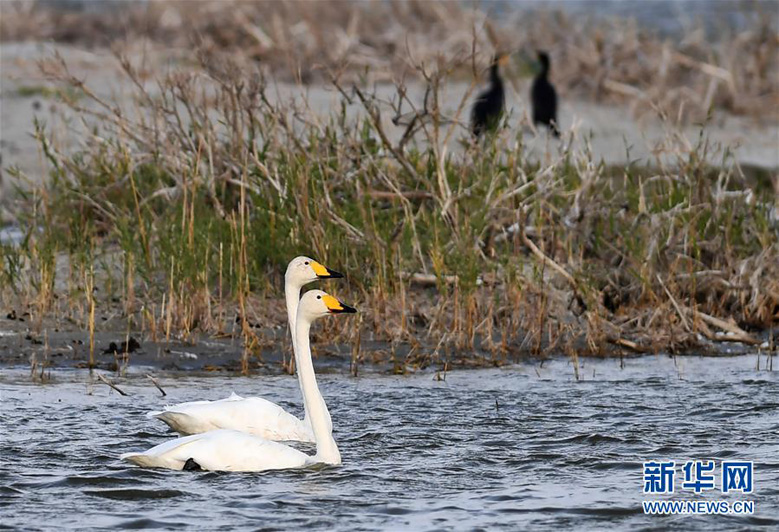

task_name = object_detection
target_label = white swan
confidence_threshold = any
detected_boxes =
[147,257,342,442]
[121,290,355,471]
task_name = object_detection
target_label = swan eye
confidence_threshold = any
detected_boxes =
[317,295,321,299]
[305,261,310,265]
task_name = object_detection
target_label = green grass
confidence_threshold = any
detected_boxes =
[1,53,777,371]
[16,84,83,101]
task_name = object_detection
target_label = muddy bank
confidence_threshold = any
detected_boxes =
[0,308,772,376]
[0,321,356,374]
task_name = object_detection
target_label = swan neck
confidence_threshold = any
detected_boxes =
[284,279,300,346]
[285,278,309,424]
[295,316,341,465]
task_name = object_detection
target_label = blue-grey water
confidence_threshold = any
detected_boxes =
[1,355,778,530]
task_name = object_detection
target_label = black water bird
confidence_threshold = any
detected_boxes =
[470,53,509,138]
[531,51,559,137]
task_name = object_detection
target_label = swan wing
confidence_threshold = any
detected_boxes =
[149,396,314,442]
[146,392,244,417]
[121,429,310,472]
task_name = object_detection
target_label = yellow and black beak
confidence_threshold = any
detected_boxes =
[322,294,357,314]
[310,260,344,279]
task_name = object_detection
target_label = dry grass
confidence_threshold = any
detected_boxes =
[1,0,777,122]
[0,3,777,373]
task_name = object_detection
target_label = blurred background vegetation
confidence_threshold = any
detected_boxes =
[0,0,776,372]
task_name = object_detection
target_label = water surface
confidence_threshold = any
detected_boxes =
[1,355,778,530]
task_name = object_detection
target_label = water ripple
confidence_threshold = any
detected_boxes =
[1,356,777,530]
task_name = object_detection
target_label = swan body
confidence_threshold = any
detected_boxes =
[147,393,312,441]
[122,429,311,472]
[147,257,342,441]
[122,290,355,472]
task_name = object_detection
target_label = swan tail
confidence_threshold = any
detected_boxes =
[152,411,196,435]
[120,452,186,470]
[120,452,158,468]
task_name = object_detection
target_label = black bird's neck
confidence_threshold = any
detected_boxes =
[490,63,503,87]
[538,58,550,80]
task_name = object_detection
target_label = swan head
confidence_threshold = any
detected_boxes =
[298,289,356,322]
[285,256,343,287]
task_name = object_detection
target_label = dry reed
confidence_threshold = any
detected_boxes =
[0,3,777,373]
[1,0,776,121]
